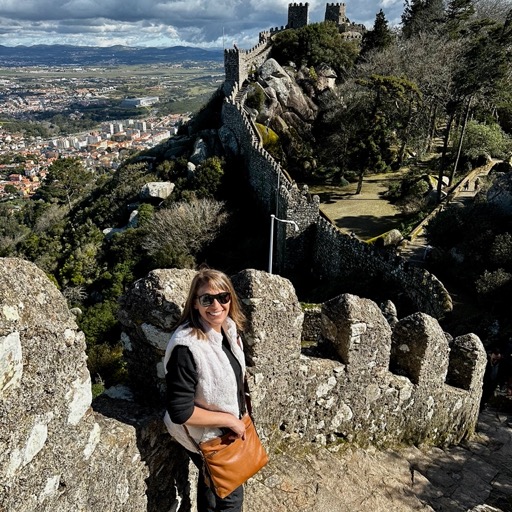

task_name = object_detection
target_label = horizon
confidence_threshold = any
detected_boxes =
[0,43,224,50]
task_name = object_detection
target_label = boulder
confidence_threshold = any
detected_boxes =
[140,181,175,200]
[487,172,512,214]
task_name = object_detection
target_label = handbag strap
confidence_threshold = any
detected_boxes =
[244,375,253,419]
[182,423,202,453]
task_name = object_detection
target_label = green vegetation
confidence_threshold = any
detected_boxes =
[425,197,512,340]
[456,121,512,161]
[271,22,359,79]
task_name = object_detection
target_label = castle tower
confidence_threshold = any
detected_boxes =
[288,3,309,29]
[325,3,347,25]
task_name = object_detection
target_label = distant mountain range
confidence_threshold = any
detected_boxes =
[0,44,224,67]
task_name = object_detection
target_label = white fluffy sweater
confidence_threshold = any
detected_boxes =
[163,316,246,453]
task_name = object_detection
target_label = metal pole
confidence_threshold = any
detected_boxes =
[276,168,280,216]
[268,214,275,273]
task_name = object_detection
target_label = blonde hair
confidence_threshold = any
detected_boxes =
[177,268,246,340]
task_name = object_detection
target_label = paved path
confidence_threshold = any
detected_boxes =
[247,405,512,512]
[314,163,495,266]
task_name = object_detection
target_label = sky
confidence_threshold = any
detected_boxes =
[0,0,405,49]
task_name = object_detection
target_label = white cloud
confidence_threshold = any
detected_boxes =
[0,0,405,47]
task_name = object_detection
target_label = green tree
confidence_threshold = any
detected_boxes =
[3,184,18,195]
[190,157,225,199]
[475,268,512,296]
[359,10,395,58]
[458,120,512,160]
[401,0,446,38]
[490,233,512,267]
[350,110,391,194]
[315,74,407,192]
[271,22,358,78]
[446,0,476,37]
[438,12,512,194]
[37,157,94,210]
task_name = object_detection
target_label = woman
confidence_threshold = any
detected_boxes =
[164,268,247,512]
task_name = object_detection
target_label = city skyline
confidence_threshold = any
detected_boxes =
[0,0,404,50]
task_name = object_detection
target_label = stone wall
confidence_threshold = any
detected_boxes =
[0,259,486,510]
[288,3,310,29]
[118,268,485,451]
[224,38,273,86]
[325,3,347,24]
[221,86,319,274]
[220,81,453,316]
[313,216,453,318]
[0,257,187,512]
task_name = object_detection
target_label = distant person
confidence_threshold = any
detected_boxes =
[480,346,506,411]
[474,177,481,191]
[463,181,469,191]
[163,268,249,512]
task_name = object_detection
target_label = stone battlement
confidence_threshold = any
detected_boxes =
[0,257,485,508]
[220,79,453,316]
[117,268,485,449]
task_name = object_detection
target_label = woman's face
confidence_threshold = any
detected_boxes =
[194,283,231,333]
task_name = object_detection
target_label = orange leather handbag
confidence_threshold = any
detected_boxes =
[187,413,269,498]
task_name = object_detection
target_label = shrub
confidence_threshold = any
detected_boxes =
[475,268,512,296]
[459,121,512,161]
[245,84,265,111]
[489,232,512,268]
[141,198,229,267]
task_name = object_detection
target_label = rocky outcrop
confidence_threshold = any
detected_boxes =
[140,181,175,200]
[0,257,186,512]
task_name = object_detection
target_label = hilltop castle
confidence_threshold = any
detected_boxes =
[286,2,366,38]
[224,2,366,88]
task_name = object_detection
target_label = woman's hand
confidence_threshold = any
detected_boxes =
[226,416,246,440]
[185,407,246,439]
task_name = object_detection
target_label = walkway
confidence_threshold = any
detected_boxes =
[399,161,496,264]
[313,162,496,266]
[248,404,512,512]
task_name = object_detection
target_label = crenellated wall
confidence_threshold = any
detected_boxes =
[312,215,453,317]
[0,259,485,511]
[224,3,365,87]
[220,79,452,317]
[118,268,486,451]
[219,3,451,318]
[224,36,273,86]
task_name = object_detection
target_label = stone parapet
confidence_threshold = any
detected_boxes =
[119,268,486,449]
[0,259,487,510]
[0,258,185,512]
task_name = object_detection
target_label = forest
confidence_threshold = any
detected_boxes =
[0,0,511,393]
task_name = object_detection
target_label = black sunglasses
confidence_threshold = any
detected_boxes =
[197,292,231,307]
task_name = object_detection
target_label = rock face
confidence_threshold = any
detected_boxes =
[1,260,488,511]
[140,181,175,200]
[0,258,186,512]
[487,171,512,215]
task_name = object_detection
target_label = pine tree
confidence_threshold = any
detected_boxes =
[359,10,394,58]
[401,0,446,38]
[446,0,476,36]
